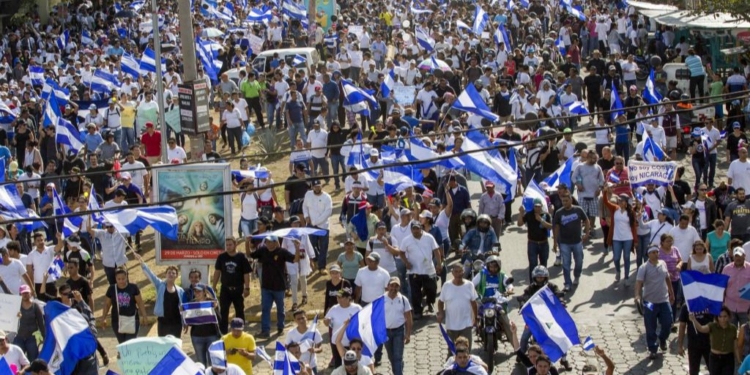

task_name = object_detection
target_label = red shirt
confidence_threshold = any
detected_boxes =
[141,131,161,157]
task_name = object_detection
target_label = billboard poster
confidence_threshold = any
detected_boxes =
[154,164,232,264]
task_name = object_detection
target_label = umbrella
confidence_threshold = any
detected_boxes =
[418,58,452,72]
[202,27,224,38]
[115,9,137,18]
[251,227,329,241]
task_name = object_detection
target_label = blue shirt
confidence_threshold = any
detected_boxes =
[615,123,630,143]
[85,133,104,152]
[685,55,706,77]
[0,146,11,162]
[323,81,340,101]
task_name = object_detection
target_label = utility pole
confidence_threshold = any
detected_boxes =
[177,0,206,162]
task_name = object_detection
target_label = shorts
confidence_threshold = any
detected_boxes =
[580,197,598,219]
[666,136,677,150]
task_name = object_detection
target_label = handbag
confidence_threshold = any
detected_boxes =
[116,292,137,334]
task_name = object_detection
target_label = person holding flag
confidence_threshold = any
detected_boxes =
[517,198,553,282]
[27,231,64,301]
[285,310,323,372]
[688,306,737,374]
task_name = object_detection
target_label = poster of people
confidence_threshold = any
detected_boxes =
[153,164,232,263]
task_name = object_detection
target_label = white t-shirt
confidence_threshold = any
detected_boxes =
[728,160,750,193]
[439,281,478,331]
[285,326,324,368]
[325,304,362,346]
[120,161,147,190]
[669,225,702,261]
[0,259,27,295]
[365,236,399,274]
[203,363,245,375]
[400,233,438,276]
[27,247,55,284]
[307,129,328,159]
[354,267,391,303]
[435,211,450,240]
[167,146,187,162]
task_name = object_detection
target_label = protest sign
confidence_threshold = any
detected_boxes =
[117,336,182,375]
[393,86,416,106]
[165,108,181,133]
[627,160,677,188]
[348,25,364,40]
[0,294,21,332]
[247,34,264,55]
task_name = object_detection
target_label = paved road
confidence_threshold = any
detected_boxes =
[95,126,718,375]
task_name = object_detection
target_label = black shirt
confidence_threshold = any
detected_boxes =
[272,218,290,230]
[597,157,615,175]
[214,252,252,288]
[66,276,92,304]
[106,283,140,321]
[583,74,603,98]
[163,288,181,321]
[324,279,352,313]
[285,175,309,203]
[249,246,296,291]
[524,211,551,242]
[678,305,711,345]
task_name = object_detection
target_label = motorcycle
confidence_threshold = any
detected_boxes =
[459,243,502,278]
[477,284,514,373]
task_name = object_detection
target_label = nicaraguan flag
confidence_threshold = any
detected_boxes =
[81,30,96,47]
[0,159,4,182]
[561,2,586,21]
[88,186,105,224]
[582,336,595,351]
[494,24,512,52]
[86,74,113,95]
[246,6,273,22]
[452,83,499,122]
[38,301,98,375]
[543,156,574,190]
[42,93,61,129]
[522,179,549,212]
[643,68,662,105]
[0,102,16,122]
[220,2,234,20]
[130,0,145,10]
[57,117,84,155]
[448,360,487,375]
[42,79,70,105]
[29,66,45,86]
[274,341,301,375]
[208,340,227,368]
[342,80,378,116]
[281,0,307,21]
[720,130,728,139]
[367,165,425,196]
[439,323,456,356]
[103,206,179,239]
[94,69,121,88]
[415,26,435,53]
[148,347,203,375]
[456,20,472,32]
[114,2,122,11]
[195,38,221,83]
[681,270,729,315]
[121,52,141,78]
[344,296,388,357]
[406,137,464,170]
[520,285,581,362]
[411,1,432,14]
[555,36,566,57]
[643,133,666,162]
[47,255,65,282]
[350,207,369,242]
[380,70,395,98]
[609,172,621,184]
[0,357,13,375]
[56,30,70,50]
[52,187,83,238]
[181,301,218,325]
[140,47,166,74]
[0,184,26,213]
[460,131,517,199]
[610,81,625,122]
[291,54,306,66]
[472,5,488,35]
[256,345,273,367]
[566,101,589,116]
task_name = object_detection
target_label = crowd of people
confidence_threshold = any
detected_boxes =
[0,0,748,372]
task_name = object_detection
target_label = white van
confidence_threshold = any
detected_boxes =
[662,63,715,118]
[251,47,320,74]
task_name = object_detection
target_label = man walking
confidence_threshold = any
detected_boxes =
[635,245,675,359]
[401,222,442,320]
[478,181,505,236]
[437,264,478,352]
[517,199,553,282]
[553,194,590,292]
[381,277,412,375]
[445,175,471,251]
[303,180,332,274]
[211,237,251,334]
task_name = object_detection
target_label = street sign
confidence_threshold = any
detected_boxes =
[178,81,211,135]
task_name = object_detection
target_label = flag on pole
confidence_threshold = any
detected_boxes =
[148,347,203,375]
[610,81,625,122]
[29,66,45,86]
[582,336,595,351]
[344,296,388,357]
[208,340,227,368]
[643,68,662,105]
[274,342,301,375]
[681,270,729,315]
[472,5,488,35]
[38,302,98,375]
[439,323,456,356]
[452,83,499,122]
[520,285,581,362]
[47,255,65,282]
[522,179,549,212]
[255,346,273,367]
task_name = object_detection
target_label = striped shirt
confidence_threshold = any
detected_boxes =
[685,55,706,77]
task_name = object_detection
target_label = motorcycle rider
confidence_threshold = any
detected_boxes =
[471,255,514,350]
[519,265,572,371]
[460,214,498,275]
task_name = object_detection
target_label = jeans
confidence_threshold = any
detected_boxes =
[288,272,307,304]
[219,286,245,334]
[671,280,683,322]
[226,126,243,154]
[395,258,411,299]
[709,353,734,375]
[636,234,650,269]
[312,156,329,181]
[687,343,710,375]
[689,75,705,100]
[104,266,117,285]
[310,231,329,270]
[109,128,122,150]
[191,334,220,366]
[707,153,717,186]
[383,325,405,375]
[330,154,346,187]
[240,218,257,237]
[327,101,339,126]
[611,239,633,277]
[559,242,584,287]
[527,241,550,282]
[643,301,672,353]
[288,121,306,143]
[615,142,630,163]
[367,194,386,209]
[246,97,265,128]
[14,335,38,362]
[121,127,136,152]
[266,103,278,128]
[79,232,97,261]
[692,160,707,188]
[261,288,286,333]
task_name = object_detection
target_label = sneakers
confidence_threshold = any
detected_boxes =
[573,278,580,286]
[277,327,284,335]
[649,352,658,360]
[554,257,562,267]
[615,272,621,282]
[562,285,570,292]
[560,359,572,371]
[257,331,270,339]
[659,340,667,351]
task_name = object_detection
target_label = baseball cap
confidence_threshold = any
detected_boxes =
[344,238,355,245]
[145,122,154,128]
[19,285,31,294]
[430,198,442,206]
[376,221,387,229]
[115,189,127,196]
[682,201,695,210]
[367,252,381,261]
[120,172,132,180]
[734,247,746,256]
[533,198,543,206]
[352,181,363,187]
[410,221,422,229]
[400,208,411,216]
[419,210,433,219]
[370,148,379,156]
[388,276,401,286]
[343,350,358,365]
[484,181,495,188]
[266,235,279,242]
[312,179,322,186]
[329,264,342,273]
[230,318,244,330]
[734,122,742,129]
[563,128,572,134]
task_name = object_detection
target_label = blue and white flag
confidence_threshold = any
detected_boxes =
[472,5,488,35]
[255,345,273,367]
[148,347,203,375]
[582,336,595,351]
[406,138,464,170]
[88,186,105,224]
[522,179,549,213]
[52,186,83,238]
[42,93,61,129]
[208,340,227,368]
[281,0,307,21]
[57,117,84,155]
[342,80,378,116]
[103,206,179,239]
[681,270,729,316]
[47,255,65,282]
[196,38,222,84]
[452,83,499,122]
[439,323,456,356]
[56,30,70,50]
[494,24,512,52]
[610,81,625,122]
[609,172,621,184]
[380,70,395,98]
[561,1,586,21]
[246,6,273,22]
[38,301,98,375]
[42,79,70,105]
[0,357,13,375]
[460,131,517,199]
[643,134,666,162]
[415,26,435,53]
[344,295,388,357]
[140,47,166,75]
[86,73,114,95]
[274,342,301,375]
[411,1,433,14]
[643,68,662,105]
[448,360,487,375]
[520,285,580,362]
[291,54,306,66]
[555,36,566,57]
[220,2,235,20]
[94,69,120,88]
[456,20,472,32]
[130,0,145,10]
[121,52,141,78]
[370,165,424,196]
[0,102,16,123]
[29,66,45,86]
[181,301,218,325]
[543,156,574,190]
[81,30,96,47]
[566,101,589,116]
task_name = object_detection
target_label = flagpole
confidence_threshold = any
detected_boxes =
[678,277,699,334]
[151,0,168,164]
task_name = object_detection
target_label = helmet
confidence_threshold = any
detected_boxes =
[460,208,477,221]
[486,255,501,269]
[474,79,484,87]
[680,93,690,100]
[477,214,492,226]
[532,265,549,279]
